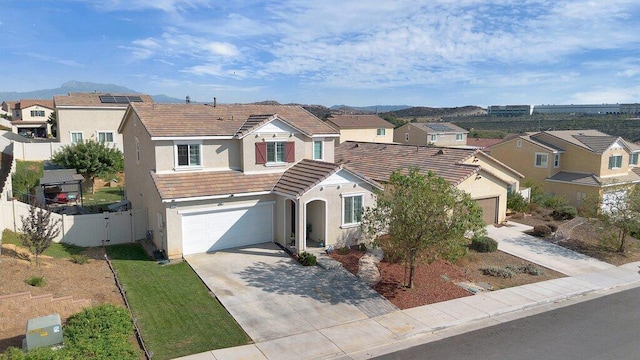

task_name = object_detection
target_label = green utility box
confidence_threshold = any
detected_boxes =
[24,314,63,350]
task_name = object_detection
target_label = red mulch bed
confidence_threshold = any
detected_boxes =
[329,248,471,309]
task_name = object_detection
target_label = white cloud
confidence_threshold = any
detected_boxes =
[568,86,640,104]
[24,52,83,67]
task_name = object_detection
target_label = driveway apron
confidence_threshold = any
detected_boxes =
[185,243,397,343]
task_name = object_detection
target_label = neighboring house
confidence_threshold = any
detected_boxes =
[393,122,469,147]
[118,103,382,259]
[54,93,154,149]
[488,130,640,208]
[335,141,523,225]
[466,138,505,151]
[326,114,394,143]
[1,101,14,116]
[10,99,54,138]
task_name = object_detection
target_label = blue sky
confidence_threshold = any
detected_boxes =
[2,0,639,107]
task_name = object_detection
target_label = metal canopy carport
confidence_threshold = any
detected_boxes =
[39,169,85,207]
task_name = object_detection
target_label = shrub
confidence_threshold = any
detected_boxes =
[69,254,89,264]
[470,236,498,253]
[507,192,528,212]
[358,243,367,252]
[25,276,45,287]
[546,222,558,232]
[506,263,545,276]
[551,205,577,220]
[338,246,349,255]
[480,266,514,278]
[298,251,317,266]
[541,194,568,210]
[532,224,552,237]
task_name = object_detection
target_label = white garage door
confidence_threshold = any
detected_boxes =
[182,202,274,255]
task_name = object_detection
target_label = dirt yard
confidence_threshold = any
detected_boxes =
[0,243,124,351]
[329,247,564,310]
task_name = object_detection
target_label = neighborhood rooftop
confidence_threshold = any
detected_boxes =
[410,122,469,134]
[54,92,154,107]
[126,103,338,138]
[525,130,640,154]
[335,141,481,186]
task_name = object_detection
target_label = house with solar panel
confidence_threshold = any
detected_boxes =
[393,122,469,147]
[53,93,154,150]
[488,130,640,209]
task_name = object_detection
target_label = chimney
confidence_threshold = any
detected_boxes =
[185,96,190,104]
[213,97,217,107]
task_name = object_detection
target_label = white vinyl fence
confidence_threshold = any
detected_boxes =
[2,200,148,247]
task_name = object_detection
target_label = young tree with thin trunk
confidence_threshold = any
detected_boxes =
[20,204,61,266]
[361,168,486,288]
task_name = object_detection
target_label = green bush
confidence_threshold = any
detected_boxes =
[69,254,89,264]
[507,192,528,212]
[551,205,577,220]
[532,224,552,237]
[541,194,568,210]
[358,243,367,252]
[298,251,317,266]
[506,263,545,276]
[480,266,514,278]
[0,304,138,360]
[470,236,498,253]
[546,222,558,232]
[25,276,46,287]
[338,246,349,255]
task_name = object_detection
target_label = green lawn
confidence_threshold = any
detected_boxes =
[2,229,84,258]
[107,244,249,360]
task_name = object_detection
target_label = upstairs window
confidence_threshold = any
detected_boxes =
[313,140,323,160]
[534,153,548,168]
[430,134,437,142]
[516,139,523,147]
[71,132,83,144]
[377,128,386,136]
[255,141,295,165]
[97,131,114,143]
[176,143,201,167]
[30,110,45,117]
[455,133,463,141]
[630,153,639,165]
[554,153,560,168]
[608,155,623,169]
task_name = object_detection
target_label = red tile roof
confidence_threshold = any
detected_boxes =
[54,93,153,107]
[16,99,54,110]
[335,141,480,186]
[128,103,338,138]
[326,115,394,129]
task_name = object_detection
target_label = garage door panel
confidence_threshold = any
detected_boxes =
[182,203,273,255]
[476,197,498,224]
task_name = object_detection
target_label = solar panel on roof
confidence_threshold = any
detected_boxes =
[99,95,116,103]
[127,96,143,102]
[429,124,453,132]
[99,95,144,104]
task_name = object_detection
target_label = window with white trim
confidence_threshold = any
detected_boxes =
[629,153,638,165]
[97,131,114,143]
[267,141,286,163]
[430,134,437,142]
[313,140,323,160]
[554,153,560,168]
[534,152,548,168]
[455,133,463,141]
[343,194,363,225]
[516,139,522,147]
[70,132,83,144]
[30,110,45,117]
[176,143,201,167]
[377,128,386,136]
[608,155,622,169]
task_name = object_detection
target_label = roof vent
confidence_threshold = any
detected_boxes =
[353,143,359,148]
[435,149,446,155]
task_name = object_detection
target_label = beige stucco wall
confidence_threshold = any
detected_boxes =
[462,153,521,191]
[19,105,53,123]
[545,181,600,208]
[457,170,509,223]
[490,138,552,183]
[339,128,394,143]
[154,139,241,173]
[599,147,630,177]
[57,107,127,145]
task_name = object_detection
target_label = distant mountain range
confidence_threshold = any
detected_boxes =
[330,104,412,113]
[0,81,184,103]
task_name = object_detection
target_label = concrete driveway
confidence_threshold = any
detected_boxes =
[185,243,397,343]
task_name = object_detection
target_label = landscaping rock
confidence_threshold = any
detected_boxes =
[357,254,381,286]
[316,256,343,270]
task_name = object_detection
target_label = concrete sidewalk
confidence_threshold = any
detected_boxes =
[487,223,613,276]
[176,261,640,360]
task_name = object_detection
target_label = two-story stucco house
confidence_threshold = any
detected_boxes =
[489,130,640,208]
[393,122,469,147]
[54,93,154,149]
[118,103,382,259]
[335,141,523,225]
[326,115,394,143]
[10,99,54,138]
